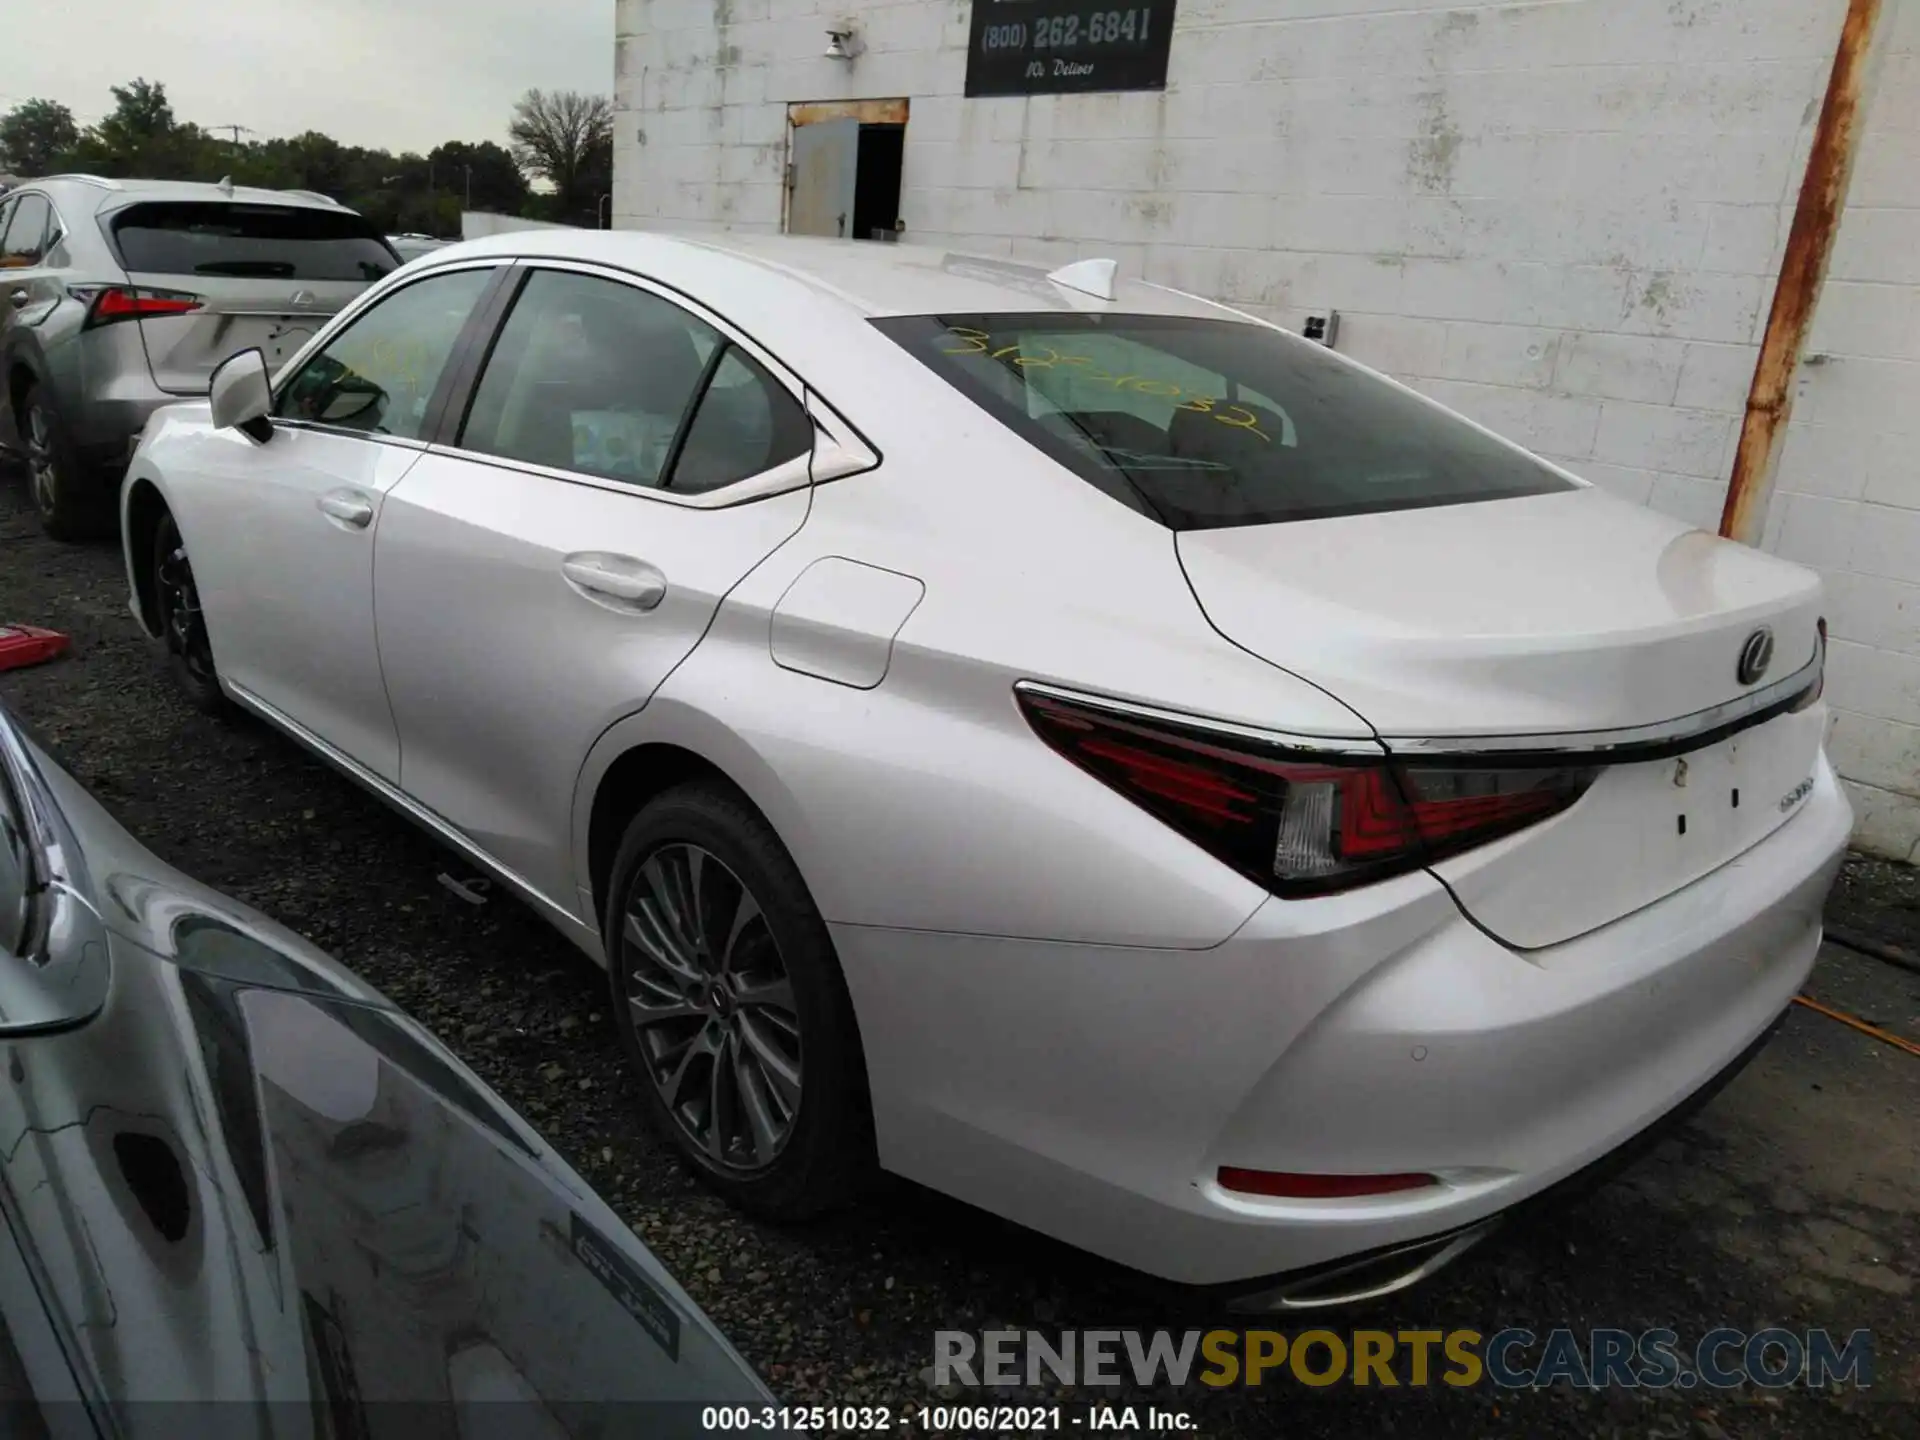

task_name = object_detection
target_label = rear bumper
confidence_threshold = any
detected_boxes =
[71,393,176,469]
[1216,1004,1788,1310]
[55,329,186,470]
[834,753,1850,1288]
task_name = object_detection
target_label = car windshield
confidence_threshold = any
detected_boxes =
[872,312,1577,530]
[111,202,398,282]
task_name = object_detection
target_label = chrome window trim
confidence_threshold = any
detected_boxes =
[447,252,883,481]
[490,256,810,399]
[806,389,881,484]
[294,250,884,506]
[1011,680,1385,756]
[267,418,431,452]
[420,256,850,509]
[420,442,816,510]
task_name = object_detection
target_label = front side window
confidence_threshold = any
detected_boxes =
[873,312,1576,530]
[275,267,494,439]
[0,195,50,269]
[459,270,812,493]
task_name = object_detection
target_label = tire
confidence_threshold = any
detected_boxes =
[605,781,873,1219]
[21,383,110,543]
[152,511,227,715]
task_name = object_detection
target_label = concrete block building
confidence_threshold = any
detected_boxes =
[612,0,1920,857]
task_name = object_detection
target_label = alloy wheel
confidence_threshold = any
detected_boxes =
[619,842,803,1172]
[24,401,57,518]
[157,532,216,687]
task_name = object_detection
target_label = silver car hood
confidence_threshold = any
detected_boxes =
[0,710,770,1426]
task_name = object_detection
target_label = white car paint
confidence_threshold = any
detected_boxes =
[120,230,1849,1298]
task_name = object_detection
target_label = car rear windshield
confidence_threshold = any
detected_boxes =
[110,202,398,282]
[872,313,1577,530]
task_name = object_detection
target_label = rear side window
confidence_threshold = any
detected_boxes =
[672,347,815,494]
[872,313,1576,530]
[0,195,50,268]
[459,269,812,493]
[111,202,398,282]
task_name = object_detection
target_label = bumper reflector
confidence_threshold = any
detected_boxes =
[1218,1167,1439,1199]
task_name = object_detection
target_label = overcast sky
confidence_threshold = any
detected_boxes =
[0,0,613,154]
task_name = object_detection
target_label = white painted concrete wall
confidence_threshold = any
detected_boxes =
[613,0,1920,856]
[459,210,581,240]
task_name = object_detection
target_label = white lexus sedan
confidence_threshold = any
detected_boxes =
[119,230,1849,1307]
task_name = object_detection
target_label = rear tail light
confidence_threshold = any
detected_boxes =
[1218,1167,1439,1199]
[1017,688,1597,897]
[1790,617,1827,713]
[75,285,203,328]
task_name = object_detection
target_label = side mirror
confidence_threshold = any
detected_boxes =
[209,347,273,443]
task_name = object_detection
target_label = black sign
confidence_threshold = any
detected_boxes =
[965,1,1177,97]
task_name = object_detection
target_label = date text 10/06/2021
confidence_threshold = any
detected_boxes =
[701,1406,1193,1433]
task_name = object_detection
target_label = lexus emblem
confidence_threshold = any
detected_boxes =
[1736,628,1775,687]
[289,289,316,308]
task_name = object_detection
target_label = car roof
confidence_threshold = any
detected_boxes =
[32,175,350,212]
[432,228,1247,323]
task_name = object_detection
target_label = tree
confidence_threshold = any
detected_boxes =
[100,78,174,141]
[428,140,528,215]
[63,79,213,180]
[508,89,611,220]
[0,99,80,178]
[1,76,566,238]
[276,131,351,196]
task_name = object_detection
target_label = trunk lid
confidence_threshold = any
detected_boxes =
[1177,489,1822,738]
[1176,487,1828,947]
[106,199,396,393]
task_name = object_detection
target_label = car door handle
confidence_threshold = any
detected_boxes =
[561,553,667,611]
[316,489,375,529]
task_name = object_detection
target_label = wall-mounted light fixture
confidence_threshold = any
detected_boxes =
[824,24,864,60]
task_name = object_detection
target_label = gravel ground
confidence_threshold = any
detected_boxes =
[0,476,1915,1438]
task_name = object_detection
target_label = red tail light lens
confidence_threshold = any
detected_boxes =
[1018,689,1596,897]
[79,285,203,328]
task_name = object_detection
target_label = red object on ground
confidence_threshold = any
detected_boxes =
[0,625,70,673]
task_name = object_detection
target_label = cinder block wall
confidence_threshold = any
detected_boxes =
[613,0,1920,856]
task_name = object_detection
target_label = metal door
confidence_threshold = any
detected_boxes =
[787,118,860,238]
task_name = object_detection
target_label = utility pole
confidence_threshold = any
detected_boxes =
[212,124,255,145]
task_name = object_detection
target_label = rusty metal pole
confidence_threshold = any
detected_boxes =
[1719,0,1893,545]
